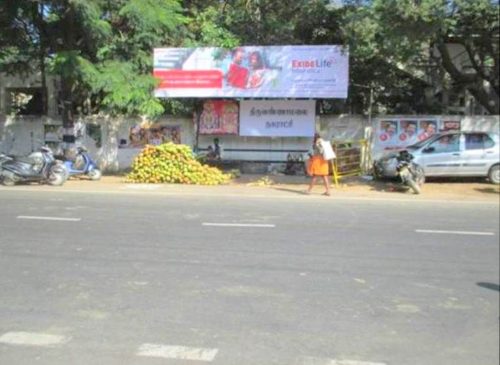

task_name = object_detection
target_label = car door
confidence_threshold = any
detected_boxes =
[461,133,493,176]
[418,134,461,176]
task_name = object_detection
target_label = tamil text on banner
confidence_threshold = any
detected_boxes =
[239,100,316,137]
[198,100,239,135]
[154,46,348,99]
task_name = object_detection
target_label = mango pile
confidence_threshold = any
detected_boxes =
[127,143,231,185]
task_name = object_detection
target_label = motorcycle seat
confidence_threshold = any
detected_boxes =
[11,156,38,165]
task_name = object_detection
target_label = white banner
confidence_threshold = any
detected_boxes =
[239,100,316,137]
[154,46,349,98]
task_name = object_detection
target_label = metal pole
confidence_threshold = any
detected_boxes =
[368,86,373,125]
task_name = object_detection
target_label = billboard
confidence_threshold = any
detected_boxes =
[239,100,316,137]
[154,46,348,98]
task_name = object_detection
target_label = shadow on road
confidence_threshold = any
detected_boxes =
[273,187,308,196]
[477,282,500,292]
[365,179,411,194]
[474,187,500,195]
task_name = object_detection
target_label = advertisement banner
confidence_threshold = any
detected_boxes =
[239,100,316,137]
[198,100,239,135]
[154,46,348,98]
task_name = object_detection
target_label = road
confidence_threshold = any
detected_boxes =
[0,189,498,365]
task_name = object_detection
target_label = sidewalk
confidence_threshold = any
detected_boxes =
[4,173,497,202]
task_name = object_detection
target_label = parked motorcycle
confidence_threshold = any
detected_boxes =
[63,146,101,180]
[396,150,425,194]
[0,153,12,167]
[0,147,68,186]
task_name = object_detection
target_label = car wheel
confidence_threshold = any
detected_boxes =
[488,164,500,184]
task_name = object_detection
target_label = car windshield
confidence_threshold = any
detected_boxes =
[406,138,432,149]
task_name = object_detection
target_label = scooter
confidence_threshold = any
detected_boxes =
[0,146,68,186]
[63,146,101,180]
[396,150,425,194]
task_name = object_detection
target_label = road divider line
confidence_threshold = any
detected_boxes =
[17,215,81,222]
[136,344,218,362]
[299,357,387,365]
[0,332,71,347]
[202,222,275,228]
[416,229,494,236]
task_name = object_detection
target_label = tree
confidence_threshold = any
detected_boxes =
[342,0,499,114]
[0,0,187,150]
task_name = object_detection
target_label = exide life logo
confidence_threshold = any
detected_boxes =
[291,59,335,68]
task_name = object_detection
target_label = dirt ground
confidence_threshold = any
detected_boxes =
[236,174,500,198]
[60,173,500,201]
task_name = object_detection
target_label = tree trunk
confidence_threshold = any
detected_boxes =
[61,4,76,157]
[34,3,48,115]
[438,42,499,114]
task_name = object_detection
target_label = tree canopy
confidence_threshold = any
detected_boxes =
[0,0,498,119]
[342,0,499,114]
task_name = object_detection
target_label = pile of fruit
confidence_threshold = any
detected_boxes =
[126,143,231,185]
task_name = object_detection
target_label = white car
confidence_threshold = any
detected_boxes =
[373,132,500,184]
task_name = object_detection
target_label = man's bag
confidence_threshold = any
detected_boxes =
[320,140,336,160]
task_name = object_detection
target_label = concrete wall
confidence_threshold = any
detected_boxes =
[1,113,498,172]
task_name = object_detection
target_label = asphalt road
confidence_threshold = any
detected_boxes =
[0,190,498,365]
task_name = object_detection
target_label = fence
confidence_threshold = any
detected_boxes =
[332,139,369,186]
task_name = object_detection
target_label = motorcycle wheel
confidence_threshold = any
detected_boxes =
[1,175,16,186]
[415,166,425,185]
[407,178,421,194]
[87,169,102,181]
[47,168,67,186]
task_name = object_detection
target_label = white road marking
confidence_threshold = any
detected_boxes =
[136,344,218,362]
[299,357,387,365]
[415,229,494,236]
[17,215,81,222]
[202,222,275,228]
[0,332,70,347]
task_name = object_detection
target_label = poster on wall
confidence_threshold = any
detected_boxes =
[154,45,349,98]
[417,120,438,141]
[373,118,441,157]
[398,120,418,145]
[239,100,316,137]
[198,100,239,135]
[440,119,461,132]
[377,119,399,147]
[120,124,181,148]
